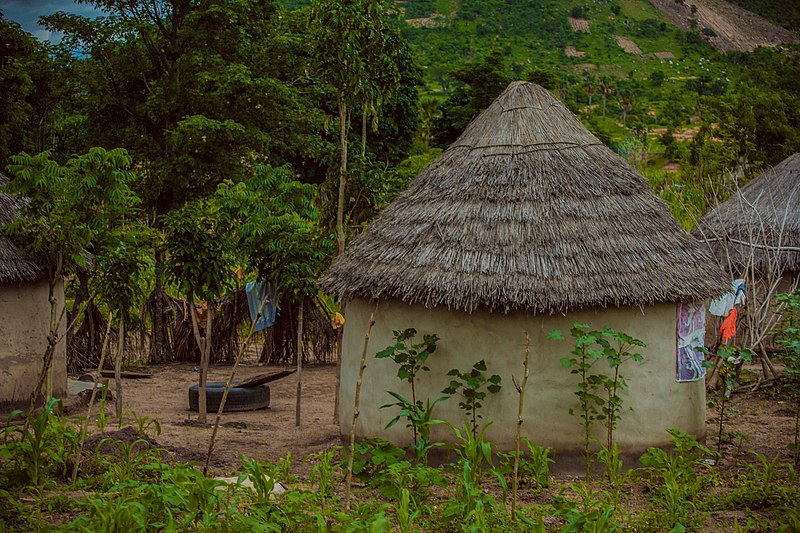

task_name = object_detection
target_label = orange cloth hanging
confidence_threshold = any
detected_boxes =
[720,307,738,343]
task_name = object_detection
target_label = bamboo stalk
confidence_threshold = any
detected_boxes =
[72,313,114,482]
[203,295,271,475]
[345,306,377,510]
[511,332,531,517]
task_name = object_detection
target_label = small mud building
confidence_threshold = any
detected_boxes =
[0,174,66,411]
[319,82,725,463]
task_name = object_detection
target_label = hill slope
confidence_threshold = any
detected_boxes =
[649,0,799,52]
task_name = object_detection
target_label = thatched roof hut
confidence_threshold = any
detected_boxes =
[319,81,725,312]
[0,173,39,284]
[693,153,800,274]
[321,82,726,468]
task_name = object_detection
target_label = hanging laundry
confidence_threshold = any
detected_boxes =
[676,302,707,382]
[720,307,738,343]
[709,278,746,317]
[245,280,278,332]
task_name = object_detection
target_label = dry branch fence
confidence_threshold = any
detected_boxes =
[68,290,336,371]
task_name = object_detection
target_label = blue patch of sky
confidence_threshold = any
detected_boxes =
[0,0,102,42]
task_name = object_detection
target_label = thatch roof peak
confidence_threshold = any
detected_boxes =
[0,173,40,284]
[319,81,726,313]
[694,153,800,273]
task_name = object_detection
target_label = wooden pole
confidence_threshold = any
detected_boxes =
[333,301,347,425]
[115,315,124,425]
[201,306,213,423]
[511,332,531,517]
[345,307,377,510]
[295,300,304,427]
[204,295,270,475]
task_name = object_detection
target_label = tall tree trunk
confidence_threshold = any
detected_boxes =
[150,250,167,363]
[115,316,124,424]
[334,94,351,427]
[295,300,304,427]
[361,104,367,158]
[189,297,209,423]
[29,256,62,411]
[337,95,349,256]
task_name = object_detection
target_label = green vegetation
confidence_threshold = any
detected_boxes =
[377,328,447,461]
[772,290,800,465]
[551,323,645,478]
[2,2,800,528]
[2,387,798,531]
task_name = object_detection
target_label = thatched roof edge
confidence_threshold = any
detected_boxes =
[0,173,41,284]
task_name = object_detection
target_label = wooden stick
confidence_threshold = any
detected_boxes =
[115,316,124,425]
[345,306,377,510]
[295,300,304,427]
[333,301,347,425]
[511,332,531,517]
[188,299,207,422]
[203,295,271,475]
[72,313,114,482]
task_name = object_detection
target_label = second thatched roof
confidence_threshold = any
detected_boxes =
[0,173,40,284]
[319,81,726,313]
[693,153,800,274]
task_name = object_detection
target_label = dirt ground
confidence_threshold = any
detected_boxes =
[66,362,342,476]
[63,361,798,480]
[649,0,798,52]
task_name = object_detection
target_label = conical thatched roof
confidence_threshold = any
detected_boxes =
[319,81,726,313]
[693,153,800,274]
[0,173,40,284]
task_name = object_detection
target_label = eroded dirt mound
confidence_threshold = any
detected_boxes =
[650,0,799,52]
[85,426,208,464]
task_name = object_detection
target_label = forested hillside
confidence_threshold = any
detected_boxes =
[1,0,799,342]
[386,0,800,225]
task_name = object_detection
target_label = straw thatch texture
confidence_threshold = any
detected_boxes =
[693,153,800,274]
[319,82,726,313]
[0,173,39,284]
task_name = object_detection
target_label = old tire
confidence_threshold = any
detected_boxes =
[188,381,270,412]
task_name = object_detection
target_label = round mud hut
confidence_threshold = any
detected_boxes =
[319,81,726,466]
[0,173,67,411]
[693,153,800,280]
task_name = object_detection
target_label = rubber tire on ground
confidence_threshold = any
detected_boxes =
[188,381,270,412]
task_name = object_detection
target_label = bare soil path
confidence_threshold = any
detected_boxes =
[65,361,798,480]
[69,363,341,476]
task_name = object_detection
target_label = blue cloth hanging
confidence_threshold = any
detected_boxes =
[245,280,277,332]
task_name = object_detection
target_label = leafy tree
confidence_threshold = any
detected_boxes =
[432,49,510,148]
[45,0,327,207]
[308,0,403,255]
[216,164,331,425]
[616,80,638,129]
[526,68,559,92]
[90,222,154,422]
[162,197,240,423]
[598,76,616,119]
[0,15,53,169]
[2,148,138,408]
[45,0,330,362]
